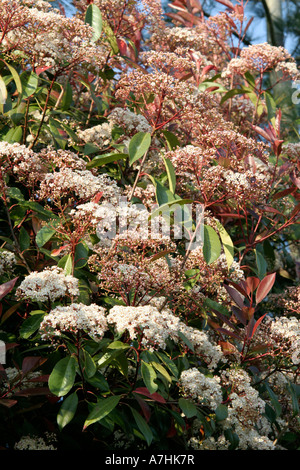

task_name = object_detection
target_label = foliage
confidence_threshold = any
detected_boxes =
[0,0,299,451]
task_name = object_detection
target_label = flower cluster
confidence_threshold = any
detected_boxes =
[40,302,108,342]
[16,266,79,302]
[179,367,223,410]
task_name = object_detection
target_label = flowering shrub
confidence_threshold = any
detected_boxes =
[0,0,299,451]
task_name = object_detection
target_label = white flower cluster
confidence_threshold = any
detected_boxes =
[2,367,43,395]
[268,316,300,365]
[77,121,114,147]
[16,266,79,302]
[0,250,16,277]
[14,433,57,450]
[179,367,223,410]
[40,302,108,342]
[177,323,225,369]
[0,141,43,182]
[106,305,224,368]
[221,368,274,450]
[189,434,230,450]
[106,305,182,350]
[39,168,121,202]
[109,107,152,134]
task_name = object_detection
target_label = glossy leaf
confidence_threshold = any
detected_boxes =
[36,224,56,248]
[128,131,151,166]
[162,156,176,194]
[215,220,234,268]
[19,313,44,339]
[86,153,128,168]
[83,395,121,430]
[203,225,221,265]
[178,398,198,418]
[48,356,77,397]
[134,387,166,403]
[256,272,276,304]
[131,407,153,446]
[57,392,78,431]
[85,4,103,42]
[0,277,18,300]
[141,361,158,394]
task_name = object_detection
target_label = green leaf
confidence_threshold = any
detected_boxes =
[128,132,151,166]
[162,156,176,195]
[141,360,158,394]
[162,129,180,151]
[178,398,198,418]
[107,341,130,350]
[48,356,77,397]
[23,201,59,219]
[86,153,128,168]
[19,226,30,251]
[49,118,67,150]
[20,71,39,99]
[80,349,96,379]
[131,407,153,446]
[0,59,22,98]
[178,330,194,352]
[36,224,56,248]
[86,371,110,392]
[97,348,127,368]
[102,19,119,54]
[85,4,103,42]
[0,76,8,113]
[203,225,221,265]
[7,187,24,201]
[154,351,179,379]
[19,313,44,339]
[285,382,299,416]
[4,126,23,143]
[83,395,121,430]
[57,392,78,431]
[74,242,89,269]
[220,88,245,105]
[215,403,228,421]
[150,361,172,383]
[149,198,193,220]
[255,249,268,280]
[264,383,282,417]
[215,220,234,268]
[63,253,73,276]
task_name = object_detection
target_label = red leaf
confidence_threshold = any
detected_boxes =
[217,327,241,340]
[0,277,18,300]
[223,284,245,309]
[35,66,52,75]
[22,356,46,374]
[166,420,177,438]
[247,313,267,340]
[246,276,260,295]
[231,306,247,326]
[225,279,248,297]
[14,387,50,397]
[51,245,69,256]
[215,0,234,10]
[135,395,151,423]
[92,191,103,204]
[0,398,18,408]
[272,187,295,201]
[256,273,276,304]
[134,387,166,403]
